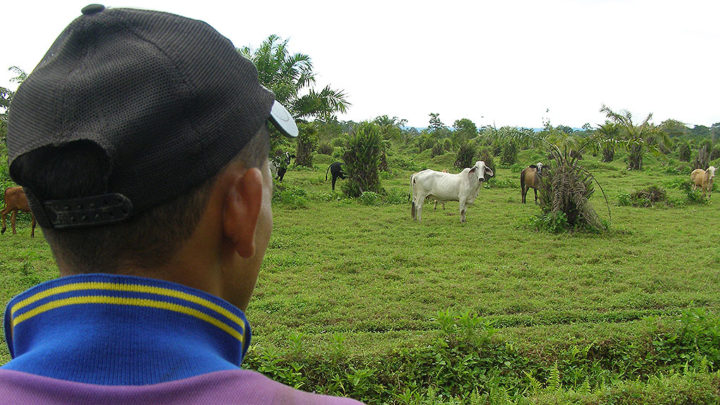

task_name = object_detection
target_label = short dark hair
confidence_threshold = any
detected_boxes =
[13,126,270,274]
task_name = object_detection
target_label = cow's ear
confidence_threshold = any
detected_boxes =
[468,167,477,179]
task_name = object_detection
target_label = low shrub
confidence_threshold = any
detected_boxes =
[528,211,569,233]
[331,137,346,148]
[509,163,524,173]
[382,189,409,205]
[358,191,382,206]
[317,143,334,155]
[486,177,517,189]
[272,185,308,209]
[618,186,667,207]
[430,142,444,158]
[500,141,517,165]
[389,155,421,172]
[665,179,711,204]
[454,142,476,169]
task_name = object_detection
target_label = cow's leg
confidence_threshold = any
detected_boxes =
[331,175,337,191]
[534,188,538,204]
[30,214,36,238]
[415,195,425,222]
[521,187,526,204]
[459,199,467,223]
[0,207,8,234]
[11,210,17,234]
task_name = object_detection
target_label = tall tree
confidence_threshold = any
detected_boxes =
[239,35,349,121]
[659,119,687,138]
[428,113,445,133]
[452,118,477,146]
[373,115,407,141]
[1,66,27,141]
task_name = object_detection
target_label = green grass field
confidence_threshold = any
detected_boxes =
[2,146,720,404]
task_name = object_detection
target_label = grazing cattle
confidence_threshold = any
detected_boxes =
[520,162,544,204]
[272,152,295,182]
[1,187,36,238]
[410,161,493,223]
[325,162,346,191]
[691,166,716,198]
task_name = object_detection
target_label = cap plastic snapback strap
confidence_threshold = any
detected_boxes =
[40,193,134,229]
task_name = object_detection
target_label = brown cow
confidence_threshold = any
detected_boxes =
[520,162,544,204]
[1,187,36,238]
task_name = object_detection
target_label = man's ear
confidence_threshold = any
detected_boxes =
[222,167,263,258]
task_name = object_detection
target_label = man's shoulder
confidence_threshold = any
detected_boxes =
[0,368,364,405]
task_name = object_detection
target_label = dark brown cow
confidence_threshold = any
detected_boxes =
[1,187,36,238]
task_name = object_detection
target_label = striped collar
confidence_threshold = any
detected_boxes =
[2,274,252,385]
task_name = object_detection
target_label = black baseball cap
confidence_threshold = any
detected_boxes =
[7,5,298,229]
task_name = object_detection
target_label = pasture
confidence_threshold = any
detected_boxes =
[1,145,720,403]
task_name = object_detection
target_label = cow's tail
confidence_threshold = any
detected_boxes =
[520,170,526,192]
[326,165,330,181]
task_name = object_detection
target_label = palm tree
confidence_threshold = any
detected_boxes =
[600,105,667,170]
[239,35,350,121]
[595,121,619,162]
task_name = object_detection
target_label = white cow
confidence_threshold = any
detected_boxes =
[411,161,493,223]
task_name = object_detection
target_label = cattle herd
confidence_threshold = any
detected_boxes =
[0,160,716,236]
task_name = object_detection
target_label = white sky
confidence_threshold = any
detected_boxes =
[2,0,719,129]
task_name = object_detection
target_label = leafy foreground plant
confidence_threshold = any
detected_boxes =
[244,308,720,404]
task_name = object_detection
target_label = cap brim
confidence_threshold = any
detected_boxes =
[268,101,298,138]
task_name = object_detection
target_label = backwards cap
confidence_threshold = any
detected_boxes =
[7,4,297,230]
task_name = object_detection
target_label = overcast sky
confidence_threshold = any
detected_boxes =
[2,0,718,129]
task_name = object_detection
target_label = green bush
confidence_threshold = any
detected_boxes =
[442,138,453,152]
[359,191,382,206]
[295,123,318,167]
[711,145,720,161]
[678,141,691,161]
[486,177,516,189]
[509,163,524,173]
[478,148,495,178]
[382,189,409,205]
[500,141,518,165]
[341,122,382,197]
[317,143,334,155]
[272,185,308,209]
[454,142,476,169]
[331,137,345,148]
[619,185,667,207]
[617,193,632,207]
[529,211,569,233]
[430,142,444,158]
